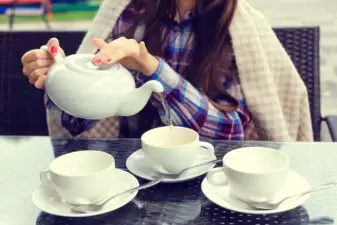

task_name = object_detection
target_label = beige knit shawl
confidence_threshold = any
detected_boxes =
[46,0,313,141]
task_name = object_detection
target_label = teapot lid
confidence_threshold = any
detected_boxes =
[65,54,121,74]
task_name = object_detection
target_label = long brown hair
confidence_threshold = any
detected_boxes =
[116,0,239,135]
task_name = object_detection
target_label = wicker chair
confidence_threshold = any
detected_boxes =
[0,31,84,136]
[273,27,322,141]
[0,28,335,141]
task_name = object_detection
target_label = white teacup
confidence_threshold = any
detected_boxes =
[207,147,289,202]
[40,150,116,205]
[141,126,214,174]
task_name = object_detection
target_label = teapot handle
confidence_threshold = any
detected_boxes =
[40,45,64,64]
[41,45,100,70]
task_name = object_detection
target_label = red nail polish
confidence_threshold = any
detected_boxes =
[94,58,102,65]
[49,46,57,55]
[92,56,98,62]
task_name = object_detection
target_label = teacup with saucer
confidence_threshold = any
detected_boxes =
[202,147,311,214]
[32,150,139,217]
[126,126,216,182]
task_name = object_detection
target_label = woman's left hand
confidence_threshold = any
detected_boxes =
[92,37,159,76]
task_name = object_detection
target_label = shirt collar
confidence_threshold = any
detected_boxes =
[163,8,196,28]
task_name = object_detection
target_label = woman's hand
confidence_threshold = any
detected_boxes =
[21,38,64,89]
[92,37,159,76]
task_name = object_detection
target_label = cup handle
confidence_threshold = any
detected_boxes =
[40,169,56,190]
[197,141,214,159]
[206,167,228,186]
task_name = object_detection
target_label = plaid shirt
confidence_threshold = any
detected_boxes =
[53,5,251,140]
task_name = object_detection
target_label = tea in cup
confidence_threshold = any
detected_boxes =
[141,126,214,174]
[40,150,116,205]
[207,147,289,202]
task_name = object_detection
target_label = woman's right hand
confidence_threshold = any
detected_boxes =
[21,38,64,89]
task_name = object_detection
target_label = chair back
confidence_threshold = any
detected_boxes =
[0,28,321,140]
[0,31,84,135]
[274,27,321,141]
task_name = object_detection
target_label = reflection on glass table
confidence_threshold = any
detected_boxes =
[0,137,336,225]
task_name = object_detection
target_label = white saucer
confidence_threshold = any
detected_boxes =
[32,169,139,217]
[126,148,217,183]
[201,170,311,215]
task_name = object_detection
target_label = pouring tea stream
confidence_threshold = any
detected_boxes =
[41,45,164,119]
[159,93,173,127]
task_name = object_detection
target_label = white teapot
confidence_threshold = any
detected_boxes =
[40,45,164,120]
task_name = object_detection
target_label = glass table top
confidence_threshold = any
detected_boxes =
[0,136,336,225]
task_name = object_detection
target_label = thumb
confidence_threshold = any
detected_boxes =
[47,37,60,48]
[46,37,62,57]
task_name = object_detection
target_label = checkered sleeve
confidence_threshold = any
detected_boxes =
[149,58,250,140]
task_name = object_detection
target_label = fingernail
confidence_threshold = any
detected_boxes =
[49,46,57,55]
[105,58,112,63]
[94,58,103,65]
[92,56,98,63]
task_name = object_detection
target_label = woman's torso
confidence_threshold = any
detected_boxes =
[107,5,250,138]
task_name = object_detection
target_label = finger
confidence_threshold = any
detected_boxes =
[47,37,60,47]
[28,71,38,84]
[28,75,35,84]
[92,37,129,65]
[95,47,119,63]
[28,67,49,83]
[22,67,30,77]
[47,37,61,57]
[25,59,53,75]
[21,49,51,64]
[34,75,47,89]
[95,37,128,56]
[93,47,117,65]
[107,51,127,64]
[139,41,149,58]
[94,46,118,64]
[28,75,38,85]
[92,50,118,65]
[92,38,107,49]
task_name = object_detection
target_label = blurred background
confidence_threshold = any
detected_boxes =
[0,0,336,140]
[0,0,98,30]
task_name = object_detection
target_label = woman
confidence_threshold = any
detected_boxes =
[21,0,313,141]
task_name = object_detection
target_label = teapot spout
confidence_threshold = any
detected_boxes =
[117,80,164,116]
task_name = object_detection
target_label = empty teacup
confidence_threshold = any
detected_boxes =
[40,150,116,205]
[207,147,289,202]
[141,126,214,174]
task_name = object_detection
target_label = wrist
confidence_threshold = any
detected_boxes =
[143,54,159,76]
[151,58,180,93]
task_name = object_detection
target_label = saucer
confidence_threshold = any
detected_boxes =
[126,147,216,183]
[32,169,139,217]
[201,170,311,215]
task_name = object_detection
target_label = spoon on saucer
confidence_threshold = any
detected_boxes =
[308,216,334,224]
[238,182,337,210]
[153,158,223,180]
[71,158,222,213]
[71,176,165,214]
